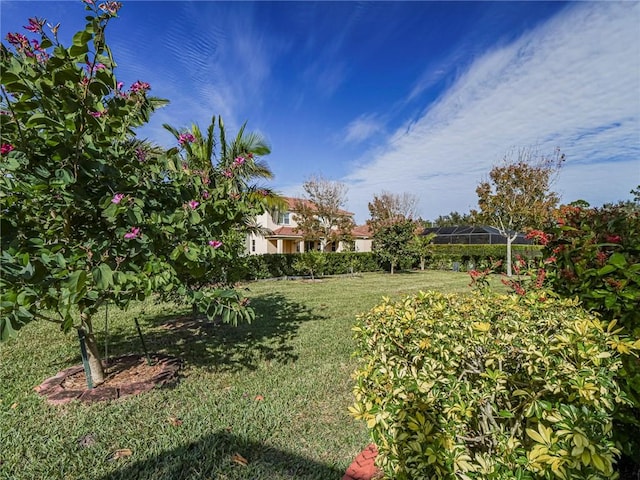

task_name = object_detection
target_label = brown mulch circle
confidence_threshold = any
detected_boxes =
[34,354,182,405]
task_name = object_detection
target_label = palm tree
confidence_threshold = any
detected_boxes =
[163,115,286,235]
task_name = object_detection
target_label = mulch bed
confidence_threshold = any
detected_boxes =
[34,353,182,405]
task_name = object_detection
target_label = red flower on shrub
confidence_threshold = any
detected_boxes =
[1,143,14,155]
[526,229,549,246]
[605,234,621,244]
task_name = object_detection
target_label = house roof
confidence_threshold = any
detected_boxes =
[268,224,372,239]
[270,226,302,237]
[351,225,373,238]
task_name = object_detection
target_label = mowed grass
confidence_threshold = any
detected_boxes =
[0,270,474,480]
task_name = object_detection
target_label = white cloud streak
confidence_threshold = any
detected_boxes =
[342,114,384,145]
[343,2,640,223]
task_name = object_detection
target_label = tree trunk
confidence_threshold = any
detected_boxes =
[420,257,426,271]
[506,234,516,277]
[80,317,105,386]
[391,261,395,275]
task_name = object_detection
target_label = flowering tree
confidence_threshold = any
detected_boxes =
[0,2,273,385]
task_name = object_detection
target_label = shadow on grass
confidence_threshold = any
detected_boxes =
[94,293,324,373]
[95,430,345,480]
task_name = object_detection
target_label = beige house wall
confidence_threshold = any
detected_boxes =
[247,202,372,255]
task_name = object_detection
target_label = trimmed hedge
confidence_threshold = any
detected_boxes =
[351,290,631,479]
[426,244,542,272]
[242,252,381,279]
[240,245,543,280]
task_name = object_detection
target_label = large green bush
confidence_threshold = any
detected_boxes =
[543,203,640,463]
[351,290,634,479]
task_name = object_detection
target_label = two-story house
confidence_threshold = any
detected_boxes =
[247,197,372,254]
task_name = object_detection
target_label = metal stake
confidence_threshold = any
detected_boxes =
[134,317,153,365]
[77,328,94,390]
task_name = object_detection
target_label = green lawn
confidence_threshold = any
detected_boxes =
[0,270,474,480]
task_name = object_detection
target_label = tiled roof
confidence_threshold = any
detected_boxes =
[267,224,372,239]
[351,225,372,238]
[270,226,303,237]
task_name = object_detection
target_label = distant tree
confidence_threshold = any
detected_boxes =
[294,175,355,251]
[367,191,419,234]
[431,211,474,227]
[409,230,437,271]
[373,220,415,274]
[293,250,327,280]
[473,147,564,276]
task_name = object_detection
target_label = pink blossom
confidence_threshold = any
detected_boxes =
[6,32,29,50]
[89,111,106,118]
[178,133,195,145]
[202,191,210,199]
[24,17,45,33]
[31,39,44,52]
[116,81,124,90]
[112,193,125,204]
[130,80,150,93]
[188,200,199,209]
[233,156,245,167]
[135,147,146,162]
[99,2,122,14]
[223,169,233,178]
[208,240,223,249]
[124,227,141,240]
[1,144,15,155]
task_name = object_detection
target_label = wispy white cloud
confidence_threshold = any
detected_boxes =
[342,114,385,145]
[343,2,640,223]
[124,3,283,138]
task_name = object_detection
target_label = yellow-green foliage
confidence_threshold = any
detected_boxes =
[351,291,636,480]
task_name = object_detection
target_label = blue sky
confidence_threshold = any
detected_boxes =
[2,1,639,224]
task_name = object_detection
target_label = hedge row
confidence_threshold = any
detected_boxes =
[240,245,543,279]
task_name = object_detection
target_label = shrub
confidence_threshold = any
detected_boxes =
[351,290,633,480]
[293,251,327,280]
[544,203,640,463]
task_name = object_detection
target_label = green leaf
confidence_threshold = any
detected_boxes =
[597,265,616,275]
[69,43,89,57]
[0,317,17,342]
[92,263,113,290]
[72,30,92,47]
[63,270,86,293]
[608,252,626,268]
[25,113,63,129]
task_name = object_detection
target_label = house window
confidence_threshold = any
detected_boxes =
[278,212,290,225]
[251,239,256,252]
